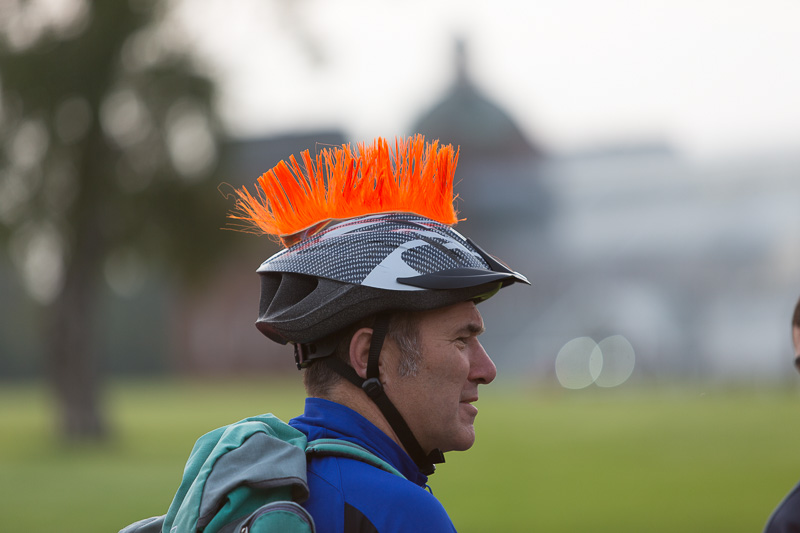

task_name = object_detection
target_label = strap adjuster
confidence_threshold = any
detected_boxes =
[293,334,344,370]
[294,343,316,370]
[361,377,384,399]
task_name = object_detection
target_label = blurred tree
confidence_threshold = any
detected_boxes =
[0,0,229,441]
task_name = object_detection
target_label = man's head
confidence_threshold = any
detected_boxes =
[230,135,528,473]
[792,295,800,371]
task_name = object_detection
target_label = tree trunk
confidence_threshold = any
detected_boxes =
[47,218,107,441]
[46,124,110,442]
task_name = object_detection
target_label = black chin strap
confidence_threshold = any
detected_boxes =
[318,314,445,476]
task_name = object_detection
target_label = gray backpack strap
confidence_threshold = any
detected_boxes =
[305,438,405,479]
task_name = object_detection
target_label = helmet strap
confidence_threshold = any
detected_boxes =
[321,314,445,475]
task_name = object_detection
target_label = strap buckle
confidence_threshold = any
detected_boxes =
[361,377,384,399]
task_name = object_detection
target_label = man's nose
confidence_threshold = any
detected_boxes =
[470,340,497,384]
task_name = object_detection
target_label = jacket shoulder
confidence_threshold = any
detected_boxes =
[305,456,456,533]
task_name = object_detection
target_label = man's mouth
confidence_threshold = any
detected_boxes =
[460,397,479,415]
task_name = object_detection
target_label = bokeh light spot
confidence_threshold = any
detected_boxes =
[555,336,599,389]
[594,335,636,388]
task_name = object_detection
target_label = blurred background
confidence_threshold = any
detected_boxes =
[1,1,800,529]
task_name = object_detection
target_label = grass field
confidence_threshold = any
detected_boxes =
[1,378,799,532]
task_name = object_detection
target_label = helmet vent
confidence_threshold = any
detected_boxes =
[266,273,319,316]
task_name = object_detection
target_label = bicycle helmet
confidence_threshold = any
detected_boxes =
[229,135,529,474]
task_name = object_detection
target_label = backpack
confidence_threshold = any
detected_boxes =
[120,414,404,533]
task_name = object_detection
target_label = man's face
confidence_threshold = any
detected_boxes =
[793,326,800,372]
[382,300,497,454]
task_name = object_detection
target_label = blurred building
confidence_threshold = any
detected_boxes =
[411,38,552,250]
[524,148,800,384]
[407,38,800,385]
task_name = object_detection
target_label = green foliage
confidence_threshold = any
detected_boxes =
[0,1,232,439]
[0,1,230,293]
[1,380,798,532]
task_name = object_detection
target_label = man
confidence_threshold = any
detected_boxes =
[120,136,527,533]
[236,134,528,532]
[764,295,800,533]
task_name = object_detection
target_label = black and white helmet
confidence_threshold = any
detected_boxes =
[255,212,529,360]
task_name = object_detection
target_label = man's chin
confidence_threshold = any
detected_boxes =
[440,429,476,453]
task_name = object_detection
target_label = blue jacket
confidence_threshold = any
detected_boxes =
[765,481,800,533]
[290,398,457,533]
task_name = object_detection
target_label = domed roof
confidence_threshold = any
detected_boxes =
[411,39,543,158]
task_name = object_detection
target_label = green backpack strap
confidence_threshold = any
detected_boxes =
[305,438,406,479]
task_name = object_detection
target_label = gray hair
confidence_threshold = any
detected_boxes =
[303,311,421,397]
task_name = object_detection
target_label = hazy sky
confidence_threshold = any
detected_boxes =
[177,0,800,159]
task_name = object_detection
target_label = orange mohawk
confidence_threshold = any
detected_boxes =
[228,135,461,247]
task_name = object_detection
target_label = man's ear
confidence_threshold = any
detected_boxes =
[349,327,373,380]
